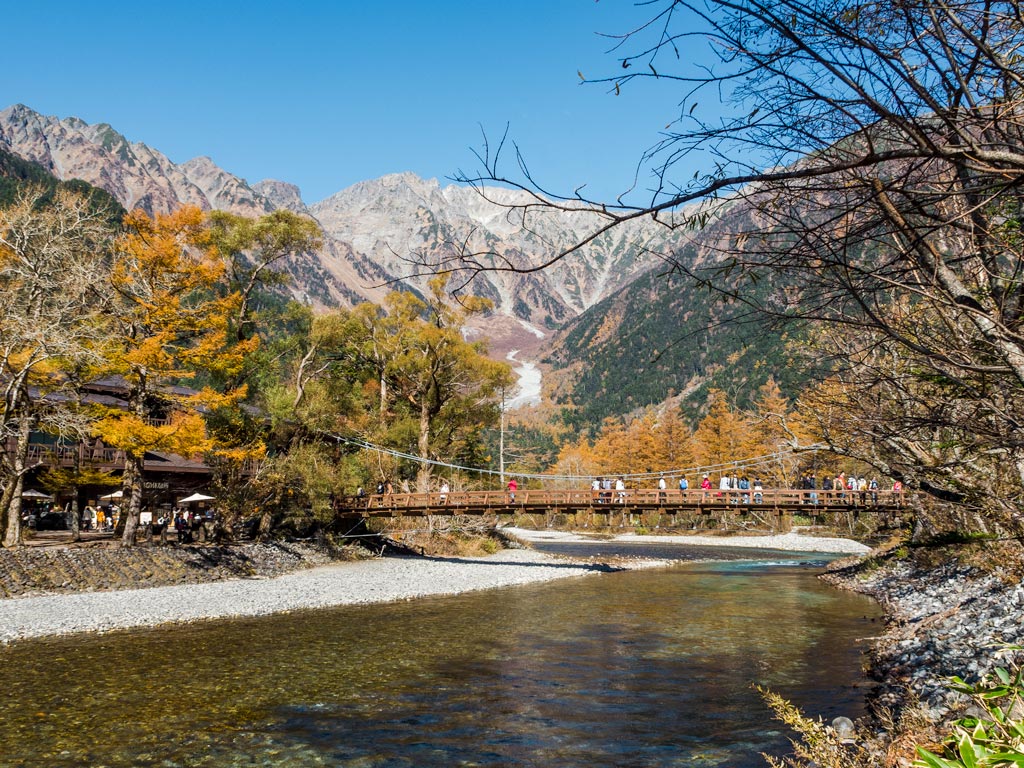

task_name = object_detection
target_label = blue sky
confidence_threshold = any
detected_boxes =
[2,1,710,206]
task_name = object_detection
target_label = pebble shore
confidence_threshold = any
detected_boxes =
[0,548,615,644]
[510,527,873,554]
[0,528,864,645]
[824,549,1024,729]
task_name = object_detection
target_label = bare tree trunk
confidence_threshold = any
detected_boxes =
[257,507,273,540]
[2,416,33,548]
[68,494,81,543]
[417,399,432,492]
[2,474,24,548]
[119,455,142,548]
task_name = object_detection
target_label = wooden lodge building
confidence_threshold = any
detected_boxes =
[16,377,234,514]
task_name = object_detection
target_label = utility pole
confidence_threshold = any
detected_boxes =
[499,385,506,488]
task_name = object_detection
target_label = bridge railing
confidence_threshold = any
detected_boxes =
[341,487,906,512]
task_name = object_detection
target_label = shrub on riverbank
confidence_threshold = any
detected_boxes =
[913,655,1024,768]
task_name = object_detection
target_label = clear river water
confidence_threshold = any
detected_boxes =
[0,543,880,767]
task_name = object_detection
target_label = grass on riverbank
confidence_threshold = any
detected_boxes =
[361,516,507,558]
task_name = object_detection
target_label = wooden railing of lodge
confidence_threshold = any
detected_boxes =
[18,442,262,475]
[339,487,907,517]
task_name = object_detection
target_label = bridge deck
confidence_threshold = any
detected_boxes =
[338,488,906,518]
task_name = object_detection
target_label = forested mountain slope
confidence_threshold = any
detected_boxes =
[544,211,809,429]
[0,145,124,224]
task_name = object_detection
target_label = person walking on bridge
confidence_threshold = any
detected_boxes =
[507,478,517,503]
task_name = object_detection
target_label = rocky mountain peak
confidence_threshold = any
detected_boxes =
[0,103,676,331]
[252,179,308,214]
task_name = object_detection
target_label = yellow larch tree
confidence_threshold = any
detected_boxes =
[93,206,253,547]
[651,407,696,478]
[692,389,752,480]
[590,418,633,477]
[552,438,599,487]
[626,412,662,476]
[746,378,807,487]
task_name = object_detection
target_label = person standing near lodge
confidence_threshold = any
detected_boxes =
[174,510,188,543]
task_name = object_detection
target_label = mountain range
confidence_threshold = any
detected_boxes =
[0,105,673,338]
[0,103,793,427]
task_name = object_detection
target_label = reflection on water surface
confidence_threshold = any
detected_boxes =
[0,548,879,767]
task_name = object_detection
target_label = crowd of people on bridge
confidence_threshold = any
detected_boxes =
[358,468,903,507]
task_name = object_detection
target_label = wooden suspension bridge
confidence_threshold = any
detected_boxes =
[336,487,909,533]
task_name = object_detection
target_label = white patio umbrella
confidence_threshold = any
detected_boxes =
[178,493,215,504]
[21,489,52,499]
[99,490,124,500]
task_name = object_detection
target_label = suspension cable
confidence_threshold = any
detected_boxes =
[328,432,825,484]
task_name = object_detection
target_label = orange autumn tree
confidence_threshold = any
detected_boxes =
[692,389,753,479]
[650,408,696,478]
[94,206,253,547]
[743,378,810,487]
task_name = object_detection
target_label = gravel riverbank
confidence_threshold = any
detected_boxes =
[505,527,873,554]
[0,547,622,644]
[0,528,865,645]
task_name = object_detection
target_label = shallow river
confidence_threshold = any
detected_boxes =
[0,545,879,767]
